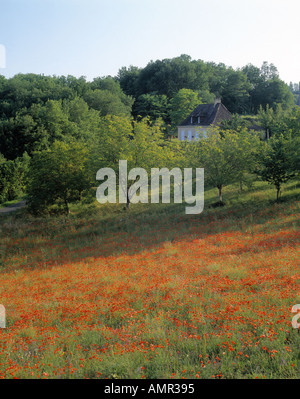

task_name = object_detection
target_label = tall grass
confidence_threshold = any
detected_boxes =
[0,180,299,379]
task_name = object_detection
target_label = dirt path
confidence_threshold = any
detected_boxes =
[0,200,27,214]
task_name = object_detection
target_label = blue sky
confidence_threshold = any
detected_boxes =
[0,0,299,83]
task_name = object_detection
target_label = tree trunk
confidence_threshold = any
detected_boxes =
[126,190,130,211]
[218,186,222,205]
[276,187,280,202]
[240,180,243,192]
[65,199,70,215]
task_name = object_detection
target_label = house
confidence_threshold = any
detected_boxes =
[177,99,232,141]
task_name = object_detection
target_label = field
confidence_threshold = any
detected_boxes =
[0,181,299,379]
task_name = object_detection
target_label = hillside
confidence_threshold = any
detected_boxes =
[0,181,299,379]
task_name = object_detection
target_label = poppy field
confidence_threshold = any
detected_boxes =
[0,182,299,379]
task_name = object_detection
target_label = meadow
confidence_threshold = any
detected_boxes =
[0,180,299,379]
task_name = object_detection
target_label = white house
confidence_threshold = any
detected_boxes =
[178,99,232,141]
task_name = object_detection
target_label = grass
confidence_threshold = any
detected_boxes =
[0,179,299,379]
[0,194,26,208]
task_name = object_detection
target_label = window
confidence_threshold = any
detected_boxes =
[181,131,185,141]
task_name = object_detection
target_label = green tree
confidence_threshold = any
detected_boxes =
[0,152,30,202]
[84,89,132,117]
[281,106,300,138]
[195,128,259,204]
[169,89,201,130]
[133,93,170,123]
[26,141,91,214]
[87,76,134,116]
[117,66,141,98]
[220,113,251,131]
[257,104,286,139]
[242,62,294,113]
[124,118,168,209]
[255,134,296,201]
[220,70,251,114]
[93,115,179,210]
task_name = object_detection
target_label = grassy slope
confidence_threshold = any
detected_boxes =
[0,180,299,379]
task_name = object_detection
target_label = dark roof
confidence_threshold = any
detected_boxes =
[178,102,232,127]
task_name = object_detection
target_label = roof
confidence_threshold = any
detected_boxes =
[178,102,232,127]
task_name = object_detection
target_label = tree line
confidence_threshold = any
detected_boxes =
[1,114,299,214]
[118,55,296,115]
[0,55,299,212]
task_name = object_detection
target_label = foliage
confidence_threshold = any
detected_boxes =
[92,116,181,209]
[133,93,170,123]
[0,57,298,212]
[26,141,91,214]
[83,77,133,118]
[169,89,202,130]
[194,128,260,204]
[219,114,251,131]
[0,152,30,203]
[118,56,294,114]
[255,134,297,201]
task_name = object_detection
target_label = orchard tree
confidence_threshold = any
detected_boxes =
[94,115,180,210]
[255,134,296,201]
[196,128,260,205]
[26,141,91,215]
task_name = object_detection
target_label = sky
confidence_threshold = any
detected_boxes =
[0,0,299,84]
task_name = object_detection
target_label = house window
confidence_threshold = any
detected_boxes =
[181,131,185,141]
[188,131,192,142]
[198,116,200,124]
[195,131,199,140]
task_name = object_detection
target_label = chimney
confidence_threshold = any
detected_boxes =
[214,98,221,107]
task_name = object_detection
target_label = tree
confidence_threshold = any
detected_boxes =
[257,104,286,139]
[93,115,179,210]
[242,62,294,113]
[282,106,300,138]
[255,134,296,201]
[0,152,30,202]
[117,66,141,98]
[123,118,168,209]
[87,76,134,116]
[84,89,132,117]
[169,89,201,130]
[26,141,91,214]
[219,114,251,131]
[195,128,259,204]
[0,97,102,159]
[220,70,251,114]
[133,93,170,123]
